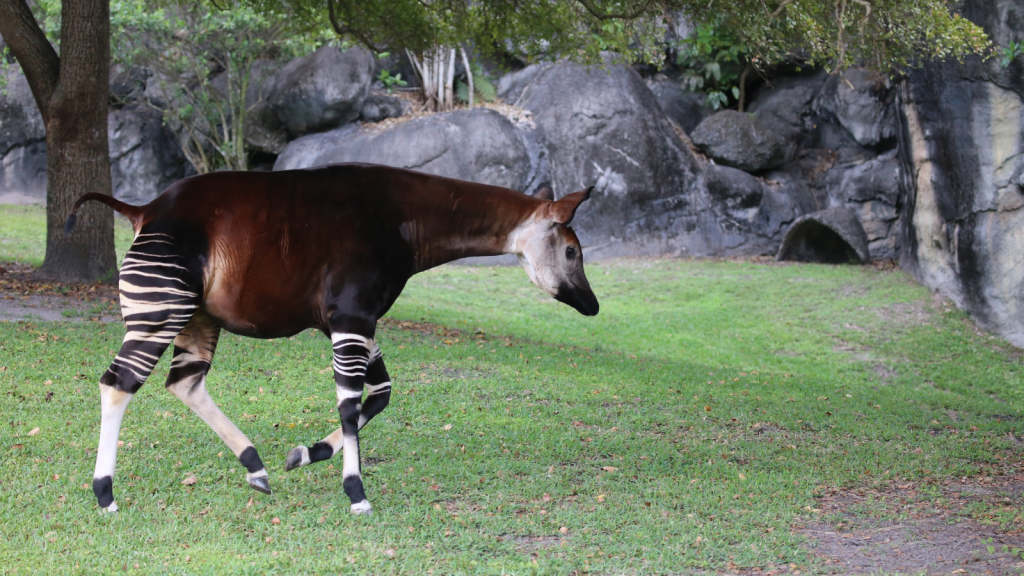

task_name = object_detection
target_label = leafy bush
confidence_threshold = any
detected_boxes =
[677,22,750,111]
[456,62,497,105]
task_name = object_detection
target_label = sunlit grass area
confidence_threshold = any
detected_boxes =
[0,206,1021,574]
[0,205,134,267]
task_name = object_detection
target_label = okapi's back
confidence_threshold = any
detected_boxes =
[141,166,416,337]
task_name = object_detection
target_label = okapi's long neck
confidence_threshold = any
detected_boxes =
[396,179,541,273]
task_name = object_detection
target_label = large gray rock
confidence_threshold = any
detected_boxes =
[645,74,712,134]
[0,142,47,202]
[823,149,901,259]
[898,0,1024,347]
[499,56,706,256]
[275,108,531,190]
[268,46,375,137]
[813,69,896,148]
[108,105,188,205]
[748,73,826,144]
[359,93,407,123]
[0,64,47,202]
[777,206,870,264]
[244,100,289,155]
[691,110,788,173]
[0,64,45,157]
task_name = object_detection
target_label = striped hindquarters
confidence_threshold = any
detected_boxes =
[104,233,201,392]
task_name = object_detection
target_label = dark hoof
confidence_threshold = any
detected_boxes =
[284,446,309,472]
[248,473,271,495]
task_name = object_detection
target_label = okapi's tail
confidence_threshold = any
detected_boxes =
[64,194,145,237]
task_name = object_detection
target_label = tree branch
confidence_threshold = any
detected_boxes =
[769,0,794,18]
[327,0,383,53]
[575,0,653,20]
[0,0,60,116]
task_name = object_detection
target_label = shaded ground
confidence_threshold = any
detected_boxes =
[0,262,120,322]
[797,464,1024,575]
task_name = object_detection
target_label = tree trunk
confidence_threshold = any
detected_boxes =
[0,0,116,281]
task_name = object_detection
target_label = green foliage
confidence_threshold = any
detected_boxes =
[678,21,749,110]
[112,0,325,173]
[455,63,497,105]
[377,69,407,93]
[256,0,991,75]
[999,41,1024,68]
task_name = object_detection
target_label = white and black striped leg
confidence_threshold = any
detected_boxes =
[93,385,133,513]
[285,331,373,515]
[285,344,391,471]
[165,313,271,494]
[94,234,199,512]
[359,343,391,430]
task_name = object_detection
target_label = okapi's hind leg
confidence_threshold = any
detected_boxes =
[94,233,200,513]
[285,341,392,469]
[285,320,377,515]
[165,311,271,494]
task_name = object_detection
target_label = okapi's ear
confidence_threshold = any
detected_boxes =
[532,183,555,201]
[547,186,594,224]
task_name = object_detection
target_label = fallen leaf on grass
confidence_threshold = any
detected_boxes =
[559,526,569,534]
[181,474,197,486]
[271,517,281,525]
[601,466,618,473]
[246,497,254,509]
[27,427,40,436]
[596,494,606,503]
[12,444,24,450]
[443,424,452,431]
[542,494,551,503]
[383,549,395,557]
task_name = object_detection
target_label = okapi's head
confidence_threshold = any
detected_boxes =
[508,185,599,316]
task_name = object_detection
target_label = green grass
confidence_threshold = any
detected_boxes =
[0,205,135,267]
[1,206,1022,574]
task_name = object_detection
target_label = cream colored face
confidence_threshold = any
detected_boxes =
[510,218,599,316]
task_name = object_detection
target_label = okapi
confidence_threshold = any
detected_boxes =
[65,163,599,515]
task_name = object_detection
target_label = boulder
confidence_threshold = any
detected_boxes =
[812,68,896,148]
[108,105,189,204]
[109,67,150,107]
[822,149,901,259]
[748,72,826,144]
[359,93,407,123]
[498,55,704,254]
[645,74,712,134]
[0,142,47,203]
[899,0,1024,346]
[0,64,47,202]
[275,108,531,191]
[244,100,289,155]
[0,64,45,157]
[777,207,870,264]
[691,110,788,173]
[267,46,375,137]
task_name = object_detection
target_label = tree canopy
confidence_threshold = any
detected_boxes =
[252,0,990,74]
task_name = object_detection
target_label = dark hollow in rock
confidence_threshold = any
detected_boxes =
[777,207,870,264]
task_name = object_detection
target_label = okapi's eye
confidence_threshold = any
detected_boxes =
[565,246,577,261]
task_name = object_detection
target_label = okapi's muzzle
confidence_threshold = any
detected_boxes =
[555,282,600,316]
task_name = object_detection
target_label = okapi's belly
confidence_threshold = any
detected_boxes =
[202,263,326,339]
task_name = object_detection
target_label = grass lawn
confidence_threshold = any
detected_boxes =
[0,205,135,268]
[1,205,1022,574]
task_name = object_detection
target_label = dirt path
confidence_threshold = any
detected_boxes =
[797,465,1024,575]
[0,262,121,322]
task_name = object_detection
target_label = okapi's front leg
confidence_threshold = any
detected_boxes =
[165,311,271,494]
[285,342,392,472]
[286,323,375,514]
